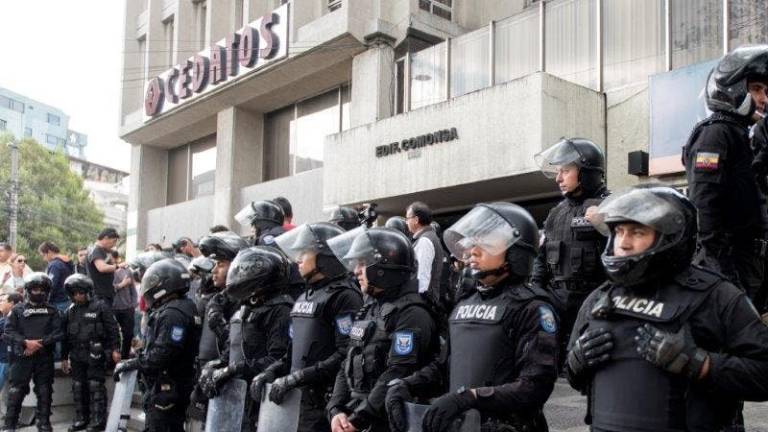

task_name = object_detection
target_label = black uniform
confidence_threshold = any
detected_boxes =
[568,265,768,431]
[264,276,363,431]
[401,282,558,431]
[683,111,768,305]
[257,226,306,300]
[140,297,201,432]
[62,299,120,429]
[327,284,438,432]
[532,186,608,363]
[3,302,64,429]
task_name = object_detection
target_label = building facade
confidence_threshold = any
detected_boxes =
[119,0,768,256]
[0,87,87,157]
[68,157,130,234]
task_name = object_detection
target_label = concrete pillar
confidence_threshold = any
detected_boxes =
[350,35,396,128]
[127,144,168,258]
[213,107,264,227]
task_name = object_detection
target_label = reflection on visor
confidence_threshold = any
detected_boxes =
[534,140,581,179]
[591,188,685,236]
[234,203,256,227]
[327,226,367,272]
[444,206,520,258]
[274,224,317,262]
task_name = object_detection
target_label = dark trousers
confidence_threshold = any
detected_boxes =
[114,308,136,358]
[143,380,192,432]
[5,352,55,425]
[551,287,590,370]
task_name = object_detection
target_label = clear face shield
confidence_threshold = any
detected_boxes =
[274,224,318,263]
[533,139,582,179]
[234,202,257,227]
[326,227,367,272]
[443,206,522,259]
[591,188,686,239]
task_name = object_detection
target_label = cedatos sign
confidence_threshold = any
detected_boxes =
[143,3,289,120]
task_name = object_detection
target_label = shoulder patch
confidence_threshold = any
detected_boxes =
[170,325,185,342]
[538,305,557,334]
[335,314,353,336]
[262,235,275,245]
[694,151,719,171]
[393,331,414,355]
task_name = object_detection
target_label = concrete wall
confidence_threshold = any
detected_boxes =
[323,72,605,208]
[146,195,214,244]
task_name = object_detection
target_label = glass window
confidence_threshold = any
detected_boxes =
[164,17,175,68]
[495,9,540,84]
[46,134,58,145]
[419,0,452,20]
[395,58,405,114]
[47,113,61,126]
[191,137,216,199]
[264,106,293,181]
[729,0,768,48]
[0,96,24,113]
[410,43,447,110]
[450,27,490,98]
[24,127,31,136]
[545,0,598,90]
[293,89,339,174]
[0,119,6,130]
[329,0,342,12]
[671,0,722,69]
[341,85,351,131]
[603,0,665,90]
[167,145,189,205]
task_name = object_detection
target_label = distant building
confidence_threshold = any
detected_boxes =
[68,156,129,233]
[0,86,87,157]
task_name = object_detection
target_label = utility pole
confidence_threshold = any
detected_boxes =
[8,138,19,250]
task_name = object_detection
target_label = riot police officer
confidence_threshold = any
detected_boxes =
[566,186,768,431]
[385,216,411,240]
[113,259,201,432]
[235,199,287,246]
[60,274,120,432]
[683,45,768,308]
[2,273,64,432]
[326,227,438,432]
[199,246,293,430]
[532,137,609,367]
[329,207,360,231]
[250,223,364,431]
[187,231,247,420]
[385,203,558,432]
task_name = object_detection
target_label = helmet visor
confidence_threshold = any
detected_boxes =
[592,188,686,237]
[274,224,318,262]
[234,202,256,227]
[443,206,521,258]
[326,226,367,272]
[534,139,582,179]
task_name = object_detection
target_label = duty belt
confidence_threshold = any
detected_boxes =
[552,278,593,293]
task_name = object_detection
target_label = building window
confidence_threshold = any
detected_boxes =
[670,0,722,69]
[166,135,217,205]
[328,0,342,12]
[0,119,6,131]
[163,17,175,68]
[24,127,31,137]
[264,85,350,180]
[191,140,216,199]
[419,0,452,20]
[0,95,24,113]
[46,134,58,145]
[194,1,207,51]
[729,0,768,48]
[47,113,61,126]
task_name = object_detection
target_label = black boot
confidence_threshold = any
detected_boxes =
[69,380,89,432]
[3,385,27,432]
[85,380,107,432]
[35,384,53,432]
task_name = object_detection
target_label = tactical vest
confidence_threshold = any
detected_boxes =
[17,303,57,340]
[345,293,425,395]
[290,280,357,372]
[66,301,107,347]
[448,286,539,392]
[413,228,445,302]
[586,269,720,432]
[197,293,220,363]
[544,194,606,291]
[236,294,294,366]
[146,298,201,382]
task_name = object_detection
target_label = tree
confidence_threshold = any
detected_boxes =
[0,133,104,271]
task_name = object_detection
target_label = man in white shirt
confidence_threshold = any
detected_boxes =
[405,202,445,304]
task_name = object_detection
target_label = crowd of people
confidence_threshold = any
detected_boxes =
[2,45,768,432]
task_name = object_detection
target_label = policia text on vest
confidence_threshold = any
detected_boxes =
[376,128,459,158]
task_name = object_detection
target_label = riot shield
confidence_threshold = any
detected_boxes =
[256,383,301,432]
[454,409,482,432]
[404,402,429,432]
[205,378,248,432]
[105,370,138,432]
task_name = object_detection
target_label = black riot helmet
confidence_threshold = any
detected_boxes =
[330,227,415,296]
[235,200,284,230]
[274,222,347,280]
[443,202,539,282]
[64,274,94,300]
[140,258,191,310]
[24,272,53,305]
[188,256,216,294]
[591,185,696,289]
[127,251,170,282]
[385,216,411,240]
[706,45,768,117]
[329,207,360,231]
[534,138,606,197]
[198,231,249,261]
[225,246,291,304]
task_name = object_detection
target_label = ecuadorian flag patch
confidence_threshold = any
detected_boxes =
[695,151,719,171]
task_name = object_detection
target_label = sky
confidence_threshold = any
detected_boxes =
[0,1,131,172]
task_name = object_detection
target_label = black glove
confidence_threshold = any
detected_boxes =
[250,369,276,402]
[385,379,413,432]
[268,370,304,405]
[201,362,235,399]
[422,390,476,432]
[635,324,708,379]
[113,358,140,382]
[566,328,614,376]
